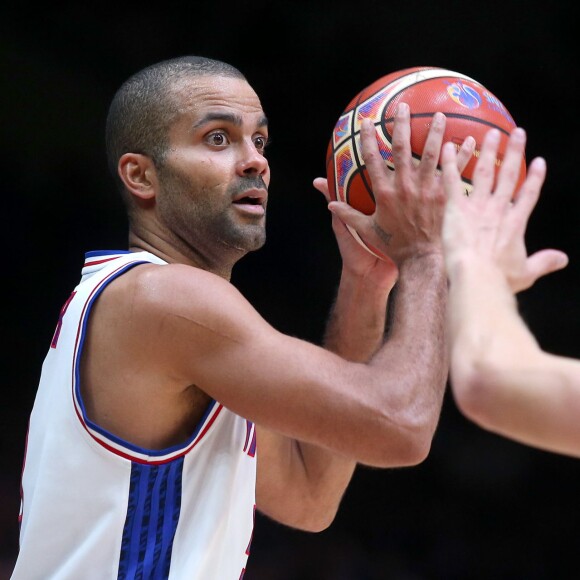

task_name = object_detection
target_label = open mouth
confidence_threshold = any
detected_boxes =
[232,188,267,211]
[233,195,263,206]
[231,189,267,216]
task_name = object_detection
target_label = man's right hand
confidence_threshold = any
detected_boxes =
[327,103,475,266]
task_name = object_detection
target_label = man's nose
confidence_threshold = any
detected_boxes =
[237,141,269,176]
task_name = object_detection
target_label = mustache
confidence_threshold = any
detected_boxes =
[228,176,268,197]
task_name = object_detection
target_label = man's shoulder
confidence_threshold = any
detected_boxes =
[107,260,238,316]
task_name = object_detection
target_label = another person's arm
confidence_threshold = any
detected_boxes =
[441,126,580,457]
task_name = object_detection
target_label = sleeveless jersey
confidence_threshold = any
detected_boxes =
[12,250,257,580]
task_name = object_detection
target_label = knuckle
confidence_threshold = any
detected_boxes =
[363,148,380,163]
[391,141,406,156]
[421,149,436,164]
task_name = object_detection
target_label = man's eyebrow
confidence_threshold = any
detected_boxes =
[192,112,269,130]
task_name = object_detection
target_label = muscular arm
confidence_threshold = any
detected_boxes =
[125,259,445,465]
[256,255,396,531]
[255,106,459,531]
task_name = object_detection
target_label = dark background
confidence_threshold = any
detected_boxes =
[1,2,579,579]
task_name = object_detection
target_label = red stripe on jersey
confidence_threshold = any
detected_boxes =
[84,256,122,267]
[76,404,224,465]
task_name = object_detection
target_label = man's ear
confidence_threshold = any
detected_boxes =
[118,153,158,200]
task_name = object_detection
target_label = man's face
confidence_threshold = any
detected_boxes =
[155,75,270,262]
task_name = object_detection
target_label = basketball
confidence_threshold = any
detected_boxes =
[325,66,526,258]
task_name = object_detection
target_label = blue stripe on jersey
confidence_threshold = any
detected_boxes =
[85,250,132,258]
[118,459,183,580]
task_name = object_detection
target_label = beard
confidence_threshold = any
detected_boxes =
[155,162,267,257]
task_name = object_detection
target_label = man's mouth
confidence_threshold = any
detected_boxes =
[232,188,267,215]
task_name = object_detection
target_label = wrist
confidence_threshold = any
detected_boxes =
[340,260,398,294]
[398,248,445,273]
[447,251,516,300]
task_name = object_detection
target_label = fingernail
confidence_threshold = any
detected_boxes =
[396,102,408,115]
[530,157,546,171]
[432,112,445,127]
[512,127,526,141]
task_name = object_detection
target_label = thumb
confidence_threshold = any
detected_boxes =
[328,200,369,232]
[313,177,330,202]
[526,249,569,284]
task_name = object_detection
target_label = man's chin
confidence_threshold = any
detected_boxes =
[223,229,266,254]
[243,232,266,253]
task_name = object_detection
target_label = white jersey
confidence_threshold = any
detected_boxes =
[13,250,257,580]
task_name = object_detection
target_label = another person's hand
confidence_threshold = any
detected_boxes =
[441,127,568,293]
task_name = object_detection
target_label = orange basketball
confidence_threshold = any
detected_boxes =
[326,66,526,257]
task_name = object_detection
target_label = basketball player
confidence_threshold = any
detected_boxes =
[12,56,474,579]
[441,126,580,457]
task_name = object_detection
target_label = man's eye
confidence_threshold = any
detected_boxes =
[254,135,269,152]
[208,132,229,146]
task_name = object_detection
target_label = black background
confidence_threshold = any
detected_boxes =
[1,2,579,579]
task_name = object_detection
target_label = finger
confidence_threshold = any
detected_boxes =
[327,200,369,233]
[327,201,394,261]
[328,201,368,221]
[390,102,412,176]
[471,128,501,198]
[440,141,464,203]
[455,136,476,175]
[419,112,446,179]
[360,118,389,196]
[323,199,355,239]
[313,177,330,202]
[330,212,352,238]
[512,156,547,219]
[495,128,527,202]
[524,249,569,288]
